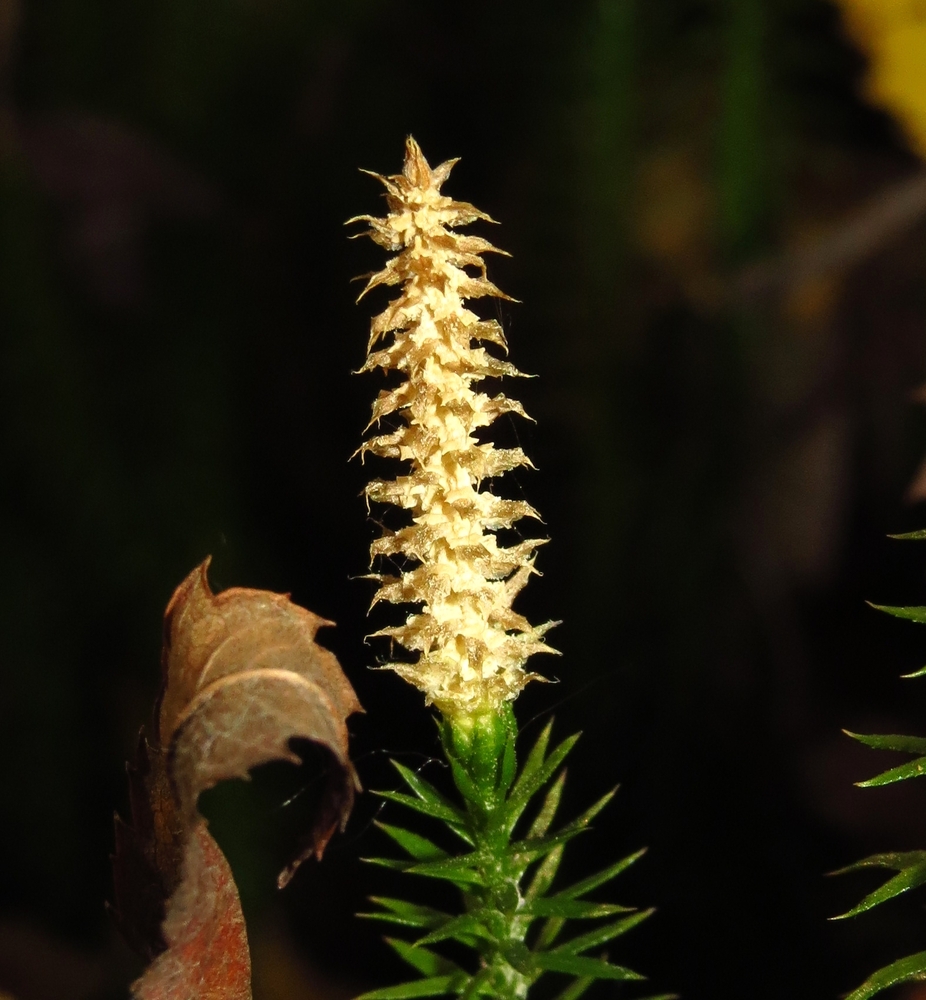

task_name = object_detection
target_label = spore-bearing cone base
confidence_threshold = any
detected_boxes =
[440,703,518,815]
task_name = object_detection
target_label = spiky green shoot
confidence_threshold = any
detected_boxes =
[358,713,670,1000]
[833,531,926,1000]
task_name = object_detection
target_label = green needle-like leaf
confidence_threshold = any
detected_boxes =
[442,754,481,808]
[524,844,564,903]
[845,951,926,1000]
[527,898,634,919]
[361,911,430,929]
[498,720,518,798]
[416,912,495,947]
[535,915,566,951]
[527,771,566,839]
[552,909,654,954]
[549,976,595,1000]
[555,787,618,836]
[404,853,483,886]
[868,603,926,624]
[512,828,587,863]
[857,758,926,786]
[831,851,926,877]
[534,952,645,981]
[506,735,580,830]
[457,967,494,1000]
[364,856,418,872]
[552,848,648,900]
[901,665,926,678]
[888,530,926,540]
[357,975,458,1000]
[831,852,926,917]
[391,761,468,823]
[844,731,926,755]
[377,823,449,861]
[386,939,462,977]
[518,721,554,787]
[361,898,452,930]
[378,791,473,843]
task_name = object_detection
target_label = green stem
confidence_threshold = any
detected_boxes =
[440,706,529,1000]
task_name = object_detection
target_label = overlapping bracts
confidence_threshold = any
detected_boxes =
[352,137,557,717]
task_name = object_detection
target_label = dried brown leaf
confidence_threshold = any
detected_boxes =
[135,824,251,1000]
[111,559,361,999]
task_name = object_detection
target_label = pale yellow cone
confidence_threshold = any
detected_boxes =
[351,137,558,718]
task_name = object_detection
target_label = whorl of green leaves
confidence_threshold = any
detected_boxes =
[833,530,926,1000]
[358,707,670,1000]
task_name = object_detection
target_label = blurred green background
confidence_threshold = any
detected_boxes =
[4,0,926,997]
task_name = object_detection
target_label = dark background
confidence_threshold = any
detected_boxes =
[4,1,926,997]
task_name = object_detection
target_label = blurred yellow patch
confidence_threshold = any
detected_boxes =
[783,273,840,327]
[839,0,926,38]
[636,149,710,265]
[837,0,926,157]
